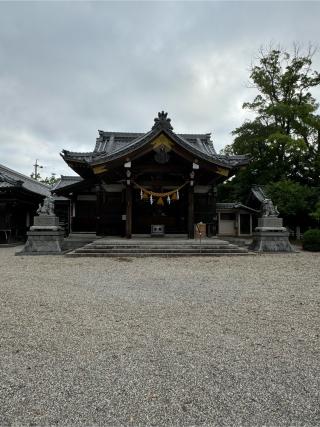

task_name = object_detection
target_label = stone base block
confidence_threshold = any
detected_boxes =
[18,230,65,254]
[249,230,294,252]
[258,217,283,228]
[255,227,287,232]
[33,215,59,227]
[30,226,61,231]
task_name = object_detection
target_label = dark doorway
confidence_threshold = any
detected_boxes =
[240,213,251,235]
[72,200,96,232]
[132,188,188,234]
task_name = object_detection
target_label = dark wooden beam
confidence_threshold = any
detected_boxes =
[125,184,132,239]
[212,185,218,236]
[188,184,194,239]
[96,184,103,236]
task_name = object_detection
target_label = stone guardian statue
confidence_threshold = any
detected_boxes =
[37,195,55,216]
[261,198,279,217]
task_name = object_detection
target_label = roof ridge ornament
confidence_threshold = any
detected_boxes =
[152,111,173,131]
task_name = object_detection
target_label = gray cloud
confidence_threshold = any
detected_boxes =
[0,1,320,176]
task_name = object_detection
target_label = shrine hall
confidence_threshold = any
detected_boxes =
[53,112,251,239]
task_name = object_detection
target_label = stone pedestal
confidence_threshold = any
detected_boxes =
[256,217,285,230]
[249,216,294,252]
[33,215,60,228]
[17,215,65,255]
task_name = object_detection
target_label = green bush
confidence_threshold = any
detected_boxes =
[302,229,320,251]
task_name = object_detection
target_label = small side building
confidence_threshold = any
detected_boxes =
[217,202,259,237]
[0,164,50,243]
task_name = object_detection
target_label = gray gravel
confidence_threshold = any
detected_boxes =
[0,247,319,426]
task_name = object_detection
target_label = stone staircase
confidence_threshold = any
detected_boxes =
[63,232,100,251]
[65,237,252,257]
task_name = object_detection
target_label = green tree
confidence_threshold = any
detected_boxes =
[223,45,320,190]
[30,172,59,186]
[40,173,59,186]
[30,172,41,181]
[266,180,318,229]
[310,201,320,226]
[220,46,320,230]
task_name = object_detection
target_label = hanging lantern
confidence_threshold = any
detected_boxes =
[150,194,154,205]
[167,195,171,204]
[140,189,143,199]
[157,197,164,206]
[142,191,148,200]
[176,190,179,200]
[171,192,177,201]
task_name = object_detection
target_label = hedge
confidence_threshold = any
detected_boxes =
[302,229,320,251]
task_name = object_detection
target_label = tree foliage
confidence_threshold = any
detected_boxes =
[302,229,320,251]
[225,46,320,184]
[310,201,320,225]
[266,180,317,226]
[30,172,59,186]
[220,45,320,227]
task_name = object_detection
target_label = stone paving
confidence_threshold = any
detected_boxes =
[0,246,319,425]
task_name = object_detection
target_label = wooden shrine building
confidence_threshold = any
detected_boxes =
[54,112,250,238]
[0,164,50,243]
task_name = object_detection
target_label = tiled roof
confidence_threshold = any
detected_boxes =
[93,130,216,156]
[0,164,50,197]
[62,129,249,168]
[61,112,250,170]
[250,185,268,203]
[52,175,83,191]
[217,202,259,213]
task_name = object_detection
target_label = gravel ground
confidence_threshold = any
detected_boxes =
[0,247,319,426]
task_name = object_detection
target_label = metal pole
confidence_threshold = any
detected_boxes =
[33,159,43,180]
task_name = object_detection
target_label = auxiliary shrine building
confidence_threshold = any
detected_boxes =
[54,112,253,239]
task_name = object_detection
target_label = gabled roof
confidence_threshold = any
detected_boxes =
[93,130,216,158]
[61,111,250,172]
[250,185,268,203]
[52,175,83,191]
[217,202,260,213]
[0,164,50,197]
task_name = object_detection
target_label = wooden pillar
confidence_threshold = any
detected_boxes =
[96,184,103,236]
[212,186,218,236]
[70,195,76,233]
[188,185,194,239]
[68,199,71,235]
[126,184,132,239]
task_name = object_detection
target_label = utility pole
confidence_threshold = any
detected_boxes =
[33,159,43,180]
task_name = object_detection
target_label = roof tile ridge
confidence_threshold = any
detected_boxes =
[94,129,155,160]
[0,163,50,188]
[60,175,82,179]
[63,150,94,156]
[172,133,224,162]
[100,131,145,136]
[178,132,211,137]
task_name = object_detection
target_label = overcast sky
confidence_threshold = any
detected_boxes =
[1,1,320,177]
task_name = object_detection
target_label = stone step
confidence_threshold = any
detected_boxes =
[131,234,188,238]
[81,244,242,250]
[66,237,250,257]
[63,234,100,250]
[74,247,248,254]
[84,241,240,246]
[93,238,231,245]
[66,251,253,258]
